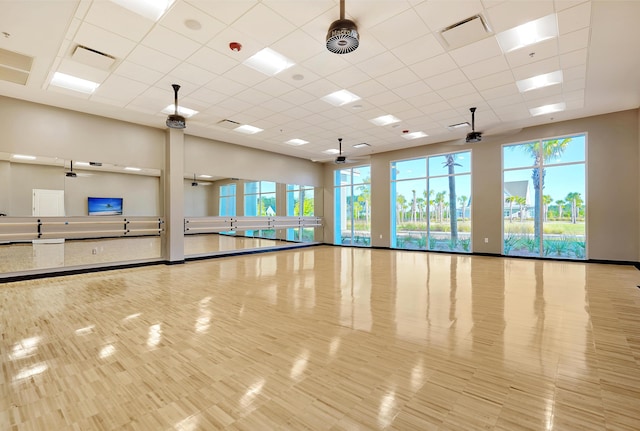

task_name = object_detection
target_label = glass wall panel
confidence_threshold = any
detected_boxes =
[286,184,315,241]
[244,180,276,238]
[334,166,371,246]
[503,135,586,259]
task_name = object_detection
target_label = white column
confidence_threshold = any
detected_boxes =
[164,127,184,263]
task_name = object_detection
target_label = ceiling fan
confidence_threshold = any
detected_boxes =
[333,138,369,164]
[166,84,186,129]
[446,107,521,146]
[189,173,212,186]
[326,0,359,54]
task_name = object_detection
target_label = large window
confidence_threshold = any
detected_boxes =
[391,151,471,252]
[244,181,276,238]
[502,134,586,259]
[334,166,371,246]
[287,184,314,242]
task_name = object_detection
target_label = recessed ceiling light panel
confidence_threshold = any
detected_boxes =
[323,149,340,155]
[124,166,142,171]
[352,143,370,148]
[161,104,198,118]
[243,48,295,76]
[496,14,558,53]
[12,154,36,160]
[110,0,175,21]
[370,114,401,126]
[50,72,100,94]
[401,131,428,140]
[529,102,566,116]
[321,89,361,106]
[516,70,563,93]
[234,125,264,134]
[448,122,470,130]
[285,139,309,146]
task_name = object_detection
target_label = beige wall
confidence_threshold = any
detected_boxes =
[324,109,640,262]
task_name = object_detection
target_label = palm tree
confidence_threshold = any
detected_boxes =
[543,194,553,222]
[520,138,571,239]
[416,197,426,221]
[516,196,527,222]
[555,199,565,220]
[411,189,417,222]
[505,195,517,222]
[443,154,462,242]
[396,194,406,223]
[435,191,446,223]
[458,195,468,221]
[565,192,583,224]
[357,179,371,226]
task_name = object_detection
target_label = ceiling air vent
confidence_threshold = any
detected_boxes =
[0,47,33,85]
[216,119,241,129]
[440,14,491,50]
[71,45,116,70]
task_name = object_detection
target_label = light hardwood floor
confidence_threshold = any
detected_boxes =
[1,246,639,430]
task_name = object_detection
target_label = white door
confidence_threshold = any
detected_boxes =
[33,189,65,216]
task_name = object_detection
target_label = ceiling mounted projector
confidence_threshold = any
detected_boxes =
[326,0,359,54]
[465,107,482,143]
[166,84,186,129]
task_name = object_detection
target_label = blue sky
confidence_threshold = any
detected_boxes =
[392,134,586,206]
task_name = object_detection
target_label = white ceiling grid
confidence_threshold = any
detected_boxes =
[0,0,638,161]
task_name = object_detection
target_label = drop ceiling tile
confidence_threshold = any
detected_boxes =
[258,78,295,98]
[560,48,587,68]
[557,2,591,35]
[185,0,258,26]
[357,51,405,79]
[425,69,469,90]
[562,78,586,93]
[369,8,430,49]
[414,0,484,32]
[186,46,238,75]
[234,87,272,105]
[341,32,389,64]
[205,27,262,62]
[480,82,519,100]
[350,80,389,98]
[392,34,446,66]
[393,80,432,99]
[559,28,590,54]
[327,66,374,89]
[260,97,295,113]
[406,91,444,109]
[524,93,563,109]
[74,22,137,60]
[376,68,420,91]
[511,57,561,80]
[161,2,226,44]
[263,0,334,26]
[142,26,201,60]
[169,62,216,86]
[278,89,317,106]
[270,30,325,64]
[420,100,454,115]
[437,82,477,100]
[205,76,248,97]
[94,75,148,104]
[114,61,163,85]
[347,1,413,28]
[505,38,558,68]
[461,55,510,80]
[488,92,525,109]
[554,0,589,12]
[187,87,228,106]
[215,97,254,118]
[410,53,458,79]
[493,103,531,121]
[446,92,484,109]
[563,65,586,81]
[232,3,297,46]
[126,45,182,74]
[564,89,584,102]
[223,64,268,87]
[449,36,502,67]
[84,1,154,41]
[472,69,515,91]
[367,90,403,107]
[300,52,352,77]
[485,1,555,33]
[275,66,322,88]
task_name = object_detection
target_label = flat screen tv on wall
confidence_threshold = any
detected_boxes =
[88,197,123,216]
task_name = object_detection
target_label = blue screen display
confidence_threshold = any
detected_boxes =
[88,197,123,216]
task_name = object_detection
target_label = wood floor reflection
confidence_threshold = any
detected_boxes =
[1,246,639,430]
